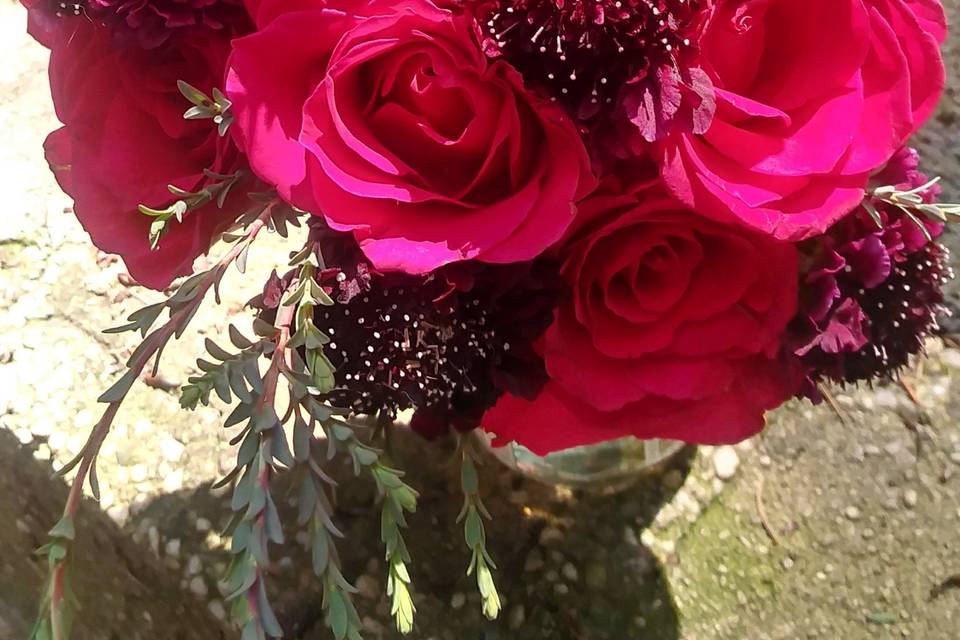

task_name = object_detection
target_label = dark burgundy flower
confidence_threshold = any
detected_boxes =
[296,256,563,439]
[27,0,249,48]
[468,0,715,142]
[789,149,953,394]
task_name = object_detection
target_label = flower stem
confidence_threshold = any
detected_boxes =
[38,201,278,640]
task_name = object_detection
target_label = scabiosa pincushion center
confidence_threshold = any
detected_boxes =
[255,251,561,439]
[472,0,712,125]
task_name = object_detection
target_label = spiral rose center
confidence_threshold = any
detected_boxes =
[472,0,709,120]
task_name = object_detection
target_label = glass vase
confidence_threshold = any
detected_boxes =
[482,435,688,493]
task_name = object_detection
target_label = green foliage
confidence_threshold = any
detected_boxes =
[330,424,419,634]
[29,519,78,640]
[458,450,502,621]
[178,80,234,136]
[180,330,268,409]
[869,176,960,239]
[139,169,244,250]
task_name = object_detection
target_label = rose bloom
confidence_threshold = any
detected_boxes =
[483,182,800,454]
[227,0,595,274]
[655,0,946,242]
[28,5,249,289]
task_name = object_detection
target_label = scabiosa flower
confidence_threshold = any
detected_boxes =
[789,149,954,395]
[31,0,249,47]
[468,0,716,141]
[255,244,562,440]
[331,264,561,439]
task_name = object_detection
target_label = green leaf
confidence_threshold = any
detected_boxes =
[253,406,280,433]
[293,417,312,463]
[179,384,202,410]
[229,325,254,349]
[225,402,254,428]
[240,620,262,640]
[270,428,295,469]
[461,456,479,495]
[307,348,337,394]
[206,338,235,362]
[352,446,379,468]
[463,510,484,550]
[281,281,307,307]
[230,521,252,555]
[49,516,75,541]
[312,522,331,575]
[327,589,348,640]
[263,494,285,545]
[256,582,284,638]
[231,465,256,512]
[184,105,214,120]
[98,369,138,403]
[177,80,212,107]
[477,561,502,620]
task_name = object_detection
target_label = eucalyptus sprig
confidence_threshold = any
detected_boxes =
[866,176,960,240]
[457,445,502,621]
[30,198,287,640]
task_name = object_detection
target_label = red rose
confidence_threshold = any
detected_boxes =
[657,0,946,242]
[483,185,800,454]
[31,11,247,289]
[227,0,595,274]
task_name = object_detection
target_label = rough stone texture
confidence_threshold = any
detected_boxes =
[0,429,228,639]
[1,3,959,640]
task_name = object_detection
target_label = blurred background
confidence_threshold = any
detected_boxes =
[0,2,958,639]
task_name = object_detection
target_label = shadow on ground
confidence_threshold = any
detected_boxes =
[132,432,691,640]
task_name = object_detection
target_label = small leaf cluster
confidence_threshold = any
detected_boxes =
[867,176,960,241]
[285,261,337,393]
[180,328,270,410]
[178,80,234,136]
[180,326,289,639]
[29,516,78,640]
[139,169,244,250]
[458,451,501,621]
[293,410,364,640]
[325,420,419,635]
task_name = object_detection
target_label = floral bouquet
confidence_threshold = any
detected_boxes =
[22,0,956,638]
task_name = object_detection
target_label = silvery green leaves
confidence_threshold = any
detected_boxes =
[215,346,290,639]
[220,436,285,640]
[457,451,502,621]
[180,331,269,410]
[29,516,78,640]
[139,169,244,250]
[178,80,234,137]
[868,177,960,240]
[366,449,418,633]
[295,430,364,640]
[316,417,419,635]
[29,201,284,640]
[285,262,337,393]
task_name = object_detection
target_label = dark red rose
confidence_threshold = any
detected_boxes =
[30,9,250,289]
[483,183,801,454]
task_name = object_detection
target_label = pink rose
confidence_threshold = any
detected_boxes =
[32,11,249,289]
[657,0,946,242]
[483,185,800,454]
[227,0,595,274]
